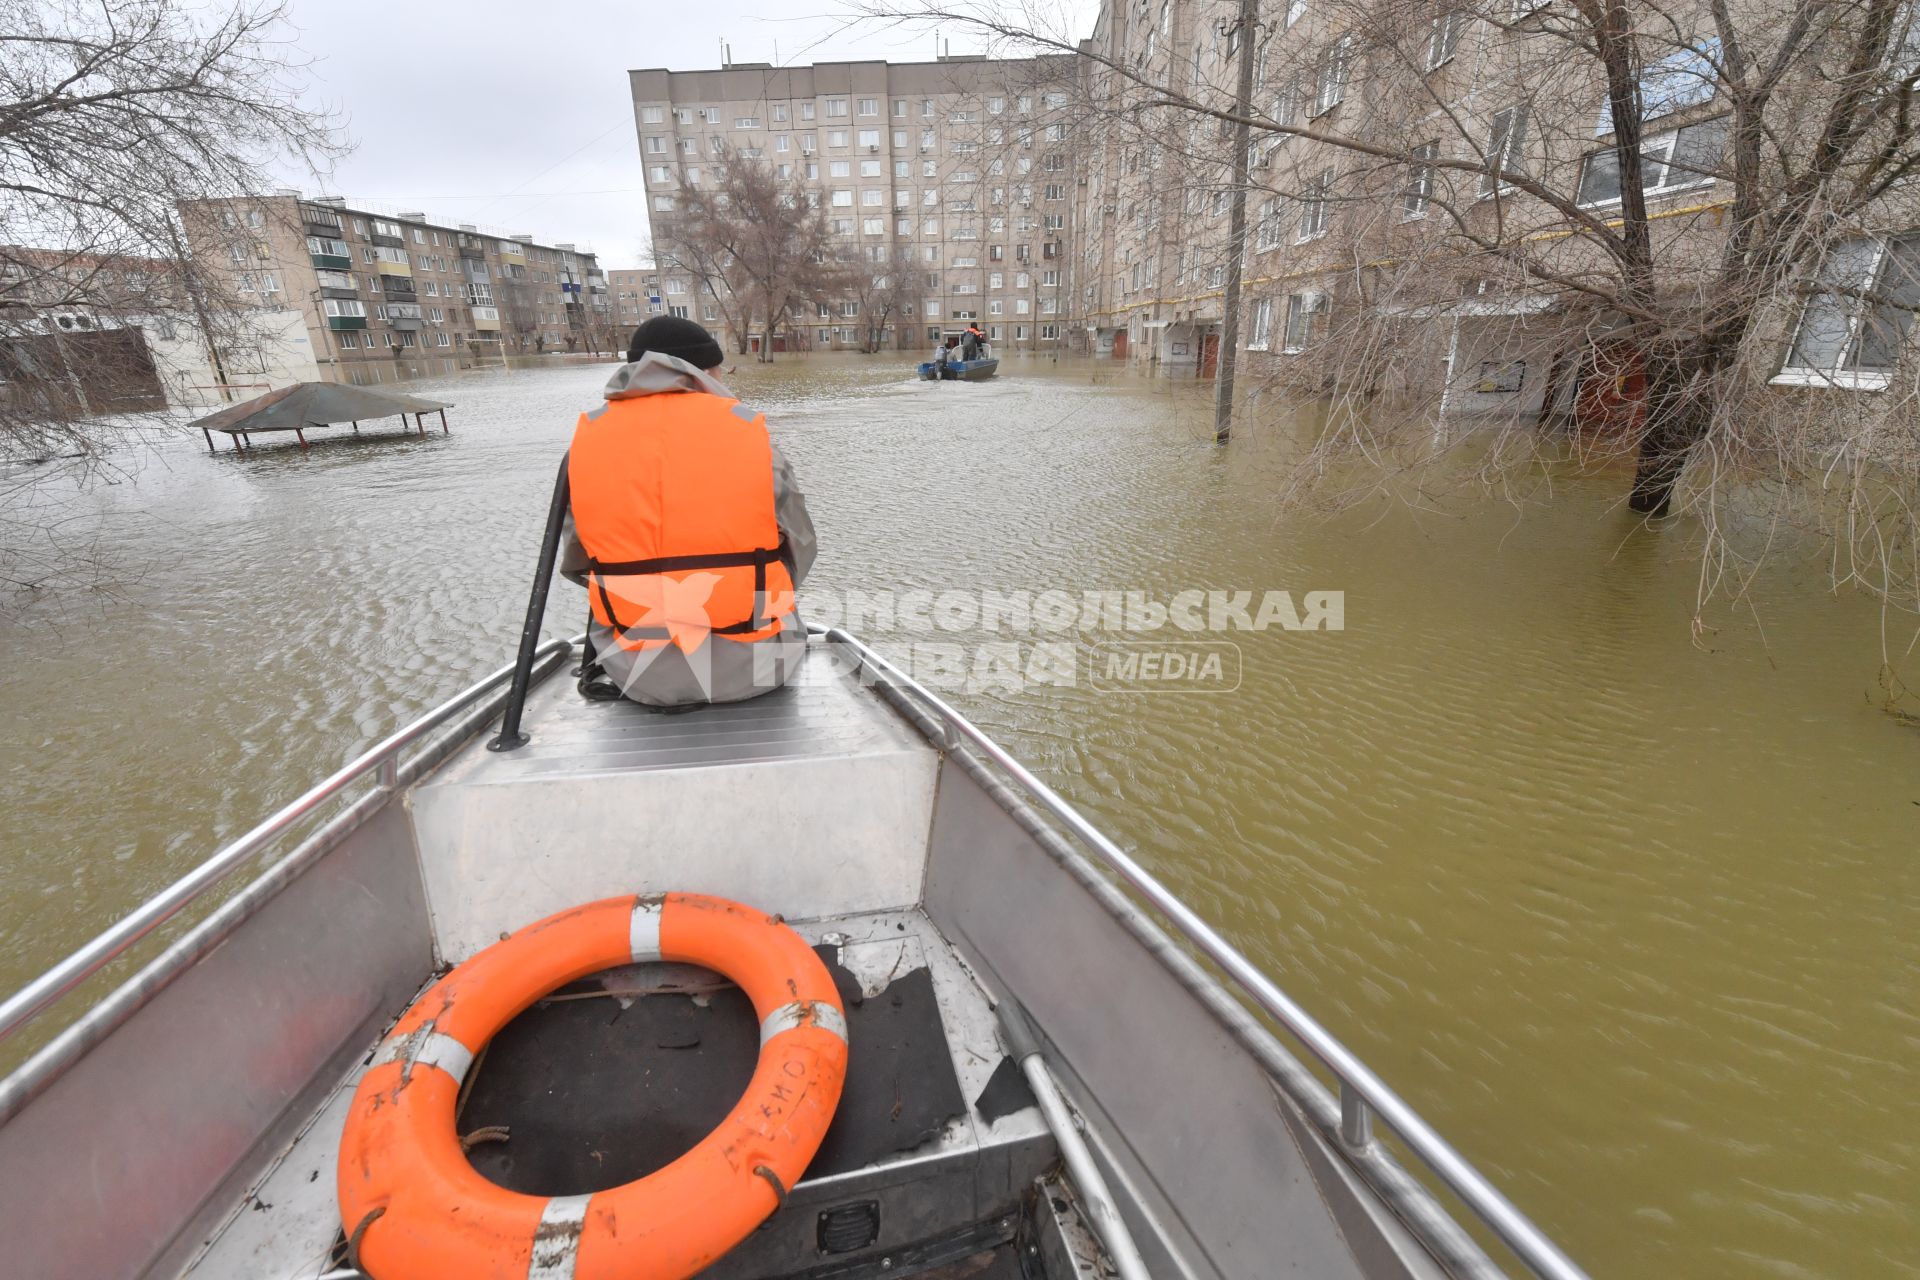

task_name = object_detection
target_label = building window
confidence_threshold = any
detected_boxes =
[337,332,357,349]
[1480,104,1530,195]
[1427,11,1466,69]
[830,159,851,177]
[734,116,761,129]
[1576,117,1728,206]
[1248,298,1274,349]
[801,102,816,120]
[1256,198,1284,249]
[1404,141,1438,218]
[828,129,848,147]
[858,129,880,147]
[773,103,789,122]
[859,98,878,115]
[1313,35,1354,116]
[1283,292,1326,352]
[645,136,667,154]
[1775,233,1920,390]
[827,98,848,117]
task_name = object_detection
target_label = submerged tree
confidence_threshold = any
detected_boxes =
[858,0,1920,615]
[818,244,925,352]
[654,151,839,361]
[1,0,340,588]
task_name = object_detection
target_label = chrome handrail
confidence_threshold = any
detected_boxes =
[0,635,578,1047]
[816,626,1590,1280]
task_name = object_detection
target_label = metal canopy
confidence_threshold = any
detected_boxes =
[187,382,451,436]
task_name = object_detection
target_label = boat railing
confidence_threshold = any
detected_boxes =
[1,624,1588,1280]
[813,625,1590,1280]
[0,636,578,1055]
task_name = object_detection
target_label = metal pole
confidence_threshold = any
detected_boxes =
[998,1001,1151,1280]
[489,453,572,751]
[1212,0,1260,445]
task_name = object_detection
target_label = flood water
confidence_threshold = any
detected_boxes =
[2,355,1916,1279]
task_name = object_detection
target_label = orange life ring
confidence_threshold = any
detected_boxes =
[337,893,848,1280]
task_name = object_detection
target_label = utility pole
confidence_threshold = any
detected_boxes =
[1213,0,1260,445]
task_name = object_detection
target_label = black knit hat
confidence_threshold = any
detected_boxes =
[627,315,724,369]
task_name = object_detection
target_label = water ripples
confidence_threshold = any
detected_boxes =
[1,355,1915,1278]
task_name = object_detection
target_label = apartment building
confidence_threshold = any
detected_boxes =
[1074,0,1920,443]
[628,56,1080,353]
[607,264,665,334]
[179,195,614,369]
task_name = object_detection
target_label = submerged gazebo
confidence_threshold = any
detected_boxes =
[188,383,453,453]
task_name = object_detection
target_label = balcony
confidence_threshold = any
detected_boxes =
[370,231,405,249]
[380,275,417,301]
[472,306,501,331]
[315,269,358,300]
[302,205,343,234]
[459,241,487,260]
[327,315,367,331]
[385,303,424,330]
[306,236,351,271]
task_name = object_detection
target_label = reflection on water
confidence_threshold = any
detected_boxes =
[1,353,1916,1279]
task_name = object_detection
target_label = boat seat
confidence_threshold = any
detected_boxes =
[409,643,941,964]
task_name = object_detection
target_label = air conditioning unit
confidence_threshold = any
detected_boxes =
[868,145,879,153]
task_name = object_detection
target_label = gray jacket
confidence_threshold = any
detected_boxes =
[559,353,817,706]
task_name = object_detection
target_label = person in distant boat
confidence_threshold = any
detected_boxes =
[962,323,982,360]
[560,316,816,707]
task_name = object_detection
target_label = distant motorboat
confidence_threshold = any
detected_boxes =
[919,356,999,381]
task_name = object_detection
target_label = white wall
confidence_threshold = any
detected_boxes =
[146,309,319,410]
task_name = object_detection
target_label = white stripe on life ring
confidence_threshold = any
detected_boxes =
[760,1000,849,1047]
[527,1193,593,1280]
[630,896,663,963]
[372,1025,473,1086]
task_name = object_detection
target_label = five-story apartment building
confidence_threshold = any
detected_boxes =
[180,195,613,369]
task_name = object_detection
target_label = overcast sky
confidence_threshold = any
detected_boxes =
[277,0,1098,269]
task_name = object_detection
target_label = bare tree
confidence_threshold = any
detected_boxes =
[1,1,339,464]
[655,150,839,361]
[815,243,925,352]
[2,0,341,592]
[654,217,756,356]
[859,0,1920,615]
[870,245,928,352]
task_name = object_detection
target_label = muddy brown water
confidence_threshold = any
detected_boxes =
[1,354,1915,1278]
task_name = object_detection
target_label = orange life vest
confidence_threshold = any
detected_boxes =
[569,391,792,653]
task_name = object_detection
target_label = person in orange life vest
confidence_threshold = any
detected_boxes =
[559,316,817,706]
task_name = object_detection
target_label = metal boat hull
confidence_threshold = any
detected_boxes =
[0,634,1581,1280]
[918,357,999,380]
